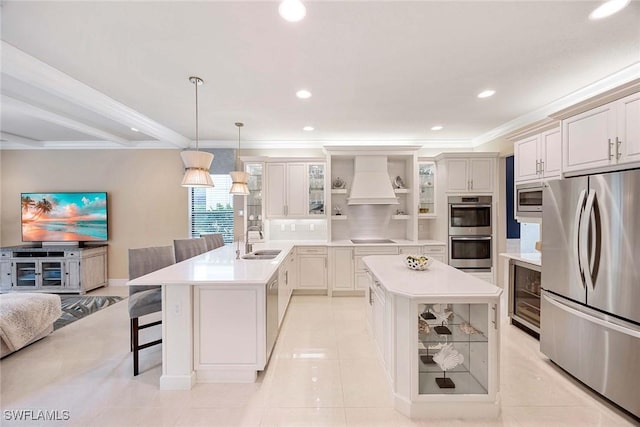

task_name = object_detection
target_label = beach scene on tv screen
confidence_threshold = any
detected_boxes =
[21,192,108,242]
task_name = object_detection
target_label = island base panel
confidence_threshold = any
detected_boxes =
[197,368,258,383]
[395,395,501,419]
[160,372,196,390]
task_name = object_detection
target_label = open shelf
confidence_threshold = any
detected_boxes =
[331,188,348,194]
[331,215,348,220]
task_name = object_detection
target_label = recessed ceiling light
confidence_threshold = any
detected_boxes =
[431,125,443,131]
[477,89,496,99]
[130,127,139,132]
[296,89,312,99]
[303,126,314,131]
[279,0,306,22]
[589,0,630,19]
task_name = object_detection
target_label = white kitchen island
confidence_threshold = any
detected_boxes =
[128,243,295,390]
[363,255,503,419]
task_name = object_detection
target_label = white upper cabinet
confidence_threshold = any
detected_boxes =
[265,162,325,218]
[514,127,561,183]
[563,92,640,173]
[265,163,287,217]
[618,92,640,164]
[285,163,307,217]
[541,128,562,179]
[445,158,494,193]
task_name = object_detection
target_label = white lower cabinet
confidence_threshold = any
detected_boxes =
[330,247,354,292]
[421,245,446,263]
[355,246,398,290]
[296,246,327,290]
[278,249,296,326]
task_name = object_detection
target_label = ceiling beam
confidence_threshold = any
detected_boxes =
[2,95,135,146]
[2,41,190,148]
[0,132,43,147]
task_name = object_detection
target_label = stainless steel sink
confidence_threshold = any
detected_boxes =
[252,249,282,256]
[241,253,278,260]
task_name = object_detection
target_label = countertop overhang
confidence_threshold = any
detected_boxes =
[127,243,293,286]
[363,255,502,299]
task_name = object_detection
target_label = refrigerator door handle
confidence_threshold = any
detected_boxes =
[574,189,587,289]
[586,190,602,290]
[580,190,597,291]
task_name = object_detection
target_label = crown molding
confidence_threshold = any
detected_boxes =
[2,41,191,148]
[472,62,640,148]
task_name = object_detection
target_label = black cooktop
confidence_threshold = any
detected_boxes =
[350,239,396,244]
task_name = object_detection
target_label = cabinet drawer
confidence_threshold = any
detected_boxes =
[422,245,445,254]
[353,246,399,256]
[398,246,420,254]
[296,246,327,255]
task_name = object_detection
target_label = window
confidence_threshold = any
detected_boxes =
[189,174,234,243]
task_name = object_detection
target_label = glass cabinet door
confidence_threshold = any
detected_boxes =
[308,164,325,215]
[41,261,64,288]
[245,163,263,229]
[15,261,37,287]
[417,303,488,395]
[418,162,436,216]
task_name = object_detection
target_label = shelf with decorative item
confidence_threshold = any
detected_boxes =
[331,215,348,221]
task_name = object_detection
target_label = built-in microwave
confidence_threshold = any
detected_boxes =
[516,182,543,217]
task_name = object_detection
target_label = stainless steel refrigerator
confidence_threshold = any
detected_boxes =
[541,168,640,418]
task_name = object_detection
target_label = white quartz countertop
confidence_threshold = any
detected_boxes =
[363,255,502,299]
[128,243,293,286]
[499,252,541,267]
[254,239,446,248]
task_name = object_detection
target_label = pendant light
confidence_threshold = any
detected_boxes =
[181,76,214,188]
[229,122,250,195]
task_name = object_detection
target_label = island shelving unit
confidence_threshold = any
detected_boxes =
[363,254,502,419]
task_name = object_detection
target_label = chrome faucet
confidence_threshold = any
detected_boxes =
[245,225,262,254]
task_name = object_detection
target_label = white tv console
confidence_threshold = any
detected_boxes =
[0,245,108,294]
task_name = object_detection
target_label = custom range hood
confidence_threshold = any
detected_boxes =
[347,156,399,205]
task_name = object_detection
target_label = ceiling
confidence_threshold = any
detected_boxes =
[1,1,639,150]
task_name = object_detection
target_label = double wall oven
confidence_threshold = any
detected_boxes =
[448,196,492,271]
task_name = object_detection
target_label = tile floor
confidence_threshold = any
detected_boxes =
[0,287,636,427]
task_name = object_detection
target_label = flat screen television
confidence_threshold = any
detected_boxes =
[21,192,108,242]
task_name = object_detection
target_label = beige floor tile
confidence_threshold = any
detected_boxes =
[267,358,344,408]
[501,405,637,427]
[1,293,636,426]
[345,407,434,427]
[260,407,347,426]
[340,358,393,408]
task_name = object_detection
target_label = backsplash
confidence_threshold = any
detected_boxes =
[267,219,328,240]
[520,222,540,252]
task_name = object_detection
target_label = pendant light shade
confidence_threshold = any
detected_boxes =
[181,76,214,188]
[229,122,250,195]
[180,151,214,187]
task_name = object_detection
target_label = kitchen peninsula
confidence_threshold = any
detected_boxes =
[363,255,502,418]
[128,243,296,390]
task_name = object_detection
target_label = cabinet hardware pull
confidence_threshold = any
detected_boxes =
[540,159,544,175]
[536,159,540,174]
[492,304,497,329]
[470,179,474,190]
[616,137,622,160]
[608,138,613,160]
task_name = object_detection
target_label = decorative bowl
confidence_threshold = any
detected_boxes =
[405,255,432,271]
